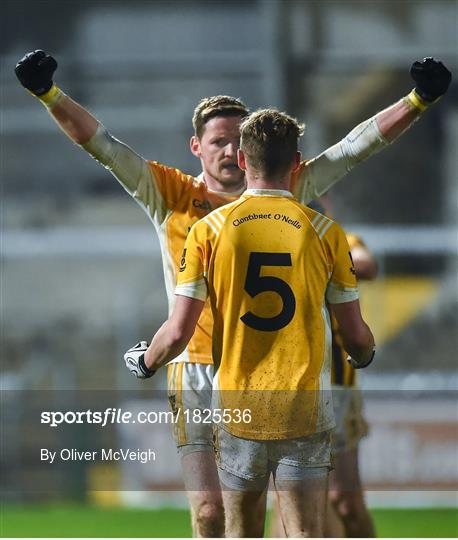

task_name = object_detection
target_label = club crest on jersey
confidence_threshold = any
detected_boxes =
[192,198,212,211]
[179,249,187,272]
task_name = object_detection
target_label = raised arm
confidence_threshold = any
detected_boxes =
[15,50,161,201]
[15,50,98,144]
[376,58,452,142]
[41,92,99,145]
[297,58,452,200]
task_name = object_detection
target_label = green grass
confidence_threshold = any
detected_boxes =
[372,508,458,538]
[0,506,191,538]
[1,505,457,537]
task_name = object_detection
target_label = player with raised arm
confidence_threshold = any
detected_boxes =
[15,50,451,537]
[124,109,376,536]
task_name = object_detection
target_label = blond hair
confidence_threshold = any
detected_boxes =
[192,95,249,138]
[240,108,304,177]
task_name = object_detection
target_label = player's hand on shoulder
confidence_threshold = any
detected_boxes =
[410,57,452,103]
[124,341,156,379]
[15,50,58,96]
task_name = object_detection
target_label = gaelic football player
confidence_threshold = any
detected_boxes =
[15,50,451,537]
[125,109,376,536]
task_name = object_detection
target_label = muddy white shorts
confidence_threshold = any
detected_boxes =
[167,362,214,455]
[214,425,332,491]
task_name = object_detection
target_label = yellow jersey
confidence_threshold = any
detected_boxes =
[110,154,348,364]
[84,125,380,364]
[176,189,358,439]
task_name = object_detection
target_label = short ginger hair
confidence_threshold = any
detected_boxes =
[192,95,249,138]
[240,108,304,177]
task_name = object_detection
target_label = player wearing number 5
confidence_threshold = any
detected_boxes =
[127,109,375,536]
[16,49,451,537]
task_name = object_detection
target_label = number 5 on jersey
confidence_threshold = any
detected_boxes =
[240,252,296,332]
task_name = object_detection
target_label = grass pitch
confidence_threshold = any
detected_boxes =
[1,505,457,537]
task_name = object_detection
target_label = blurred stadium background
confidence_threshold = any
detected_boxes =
[1,0,457,536]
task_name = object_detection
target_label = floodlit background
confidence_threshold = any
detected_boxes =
[1,0,457,532]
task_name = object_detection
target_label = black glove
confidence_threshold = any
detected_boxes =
[347,347,376,370]
[410,57,452,103]
[15,50,58,96]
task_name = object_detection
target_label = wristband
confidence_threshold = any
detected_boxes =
[138,354,156,379]
[35,84,65,109]
[404,89,429,112]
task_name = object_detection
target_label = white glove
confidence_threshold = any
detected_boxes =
[124,341,156,379]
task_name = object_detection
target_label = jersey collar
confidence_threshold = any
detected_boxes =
[244,188,293,198]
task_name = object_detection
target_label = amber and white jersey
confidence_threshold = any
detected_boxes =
[82,118,385,365]
[175,190,358,439]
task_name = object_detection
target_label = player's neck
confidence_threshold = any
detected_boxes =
[246,171,291,192]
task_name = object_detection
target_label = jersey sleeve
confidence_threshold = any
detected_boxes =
[325,224,359,304]
[291,116,388,204]
[174,222,210,302]
[145,161,194,212]
[81,124,192,225]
